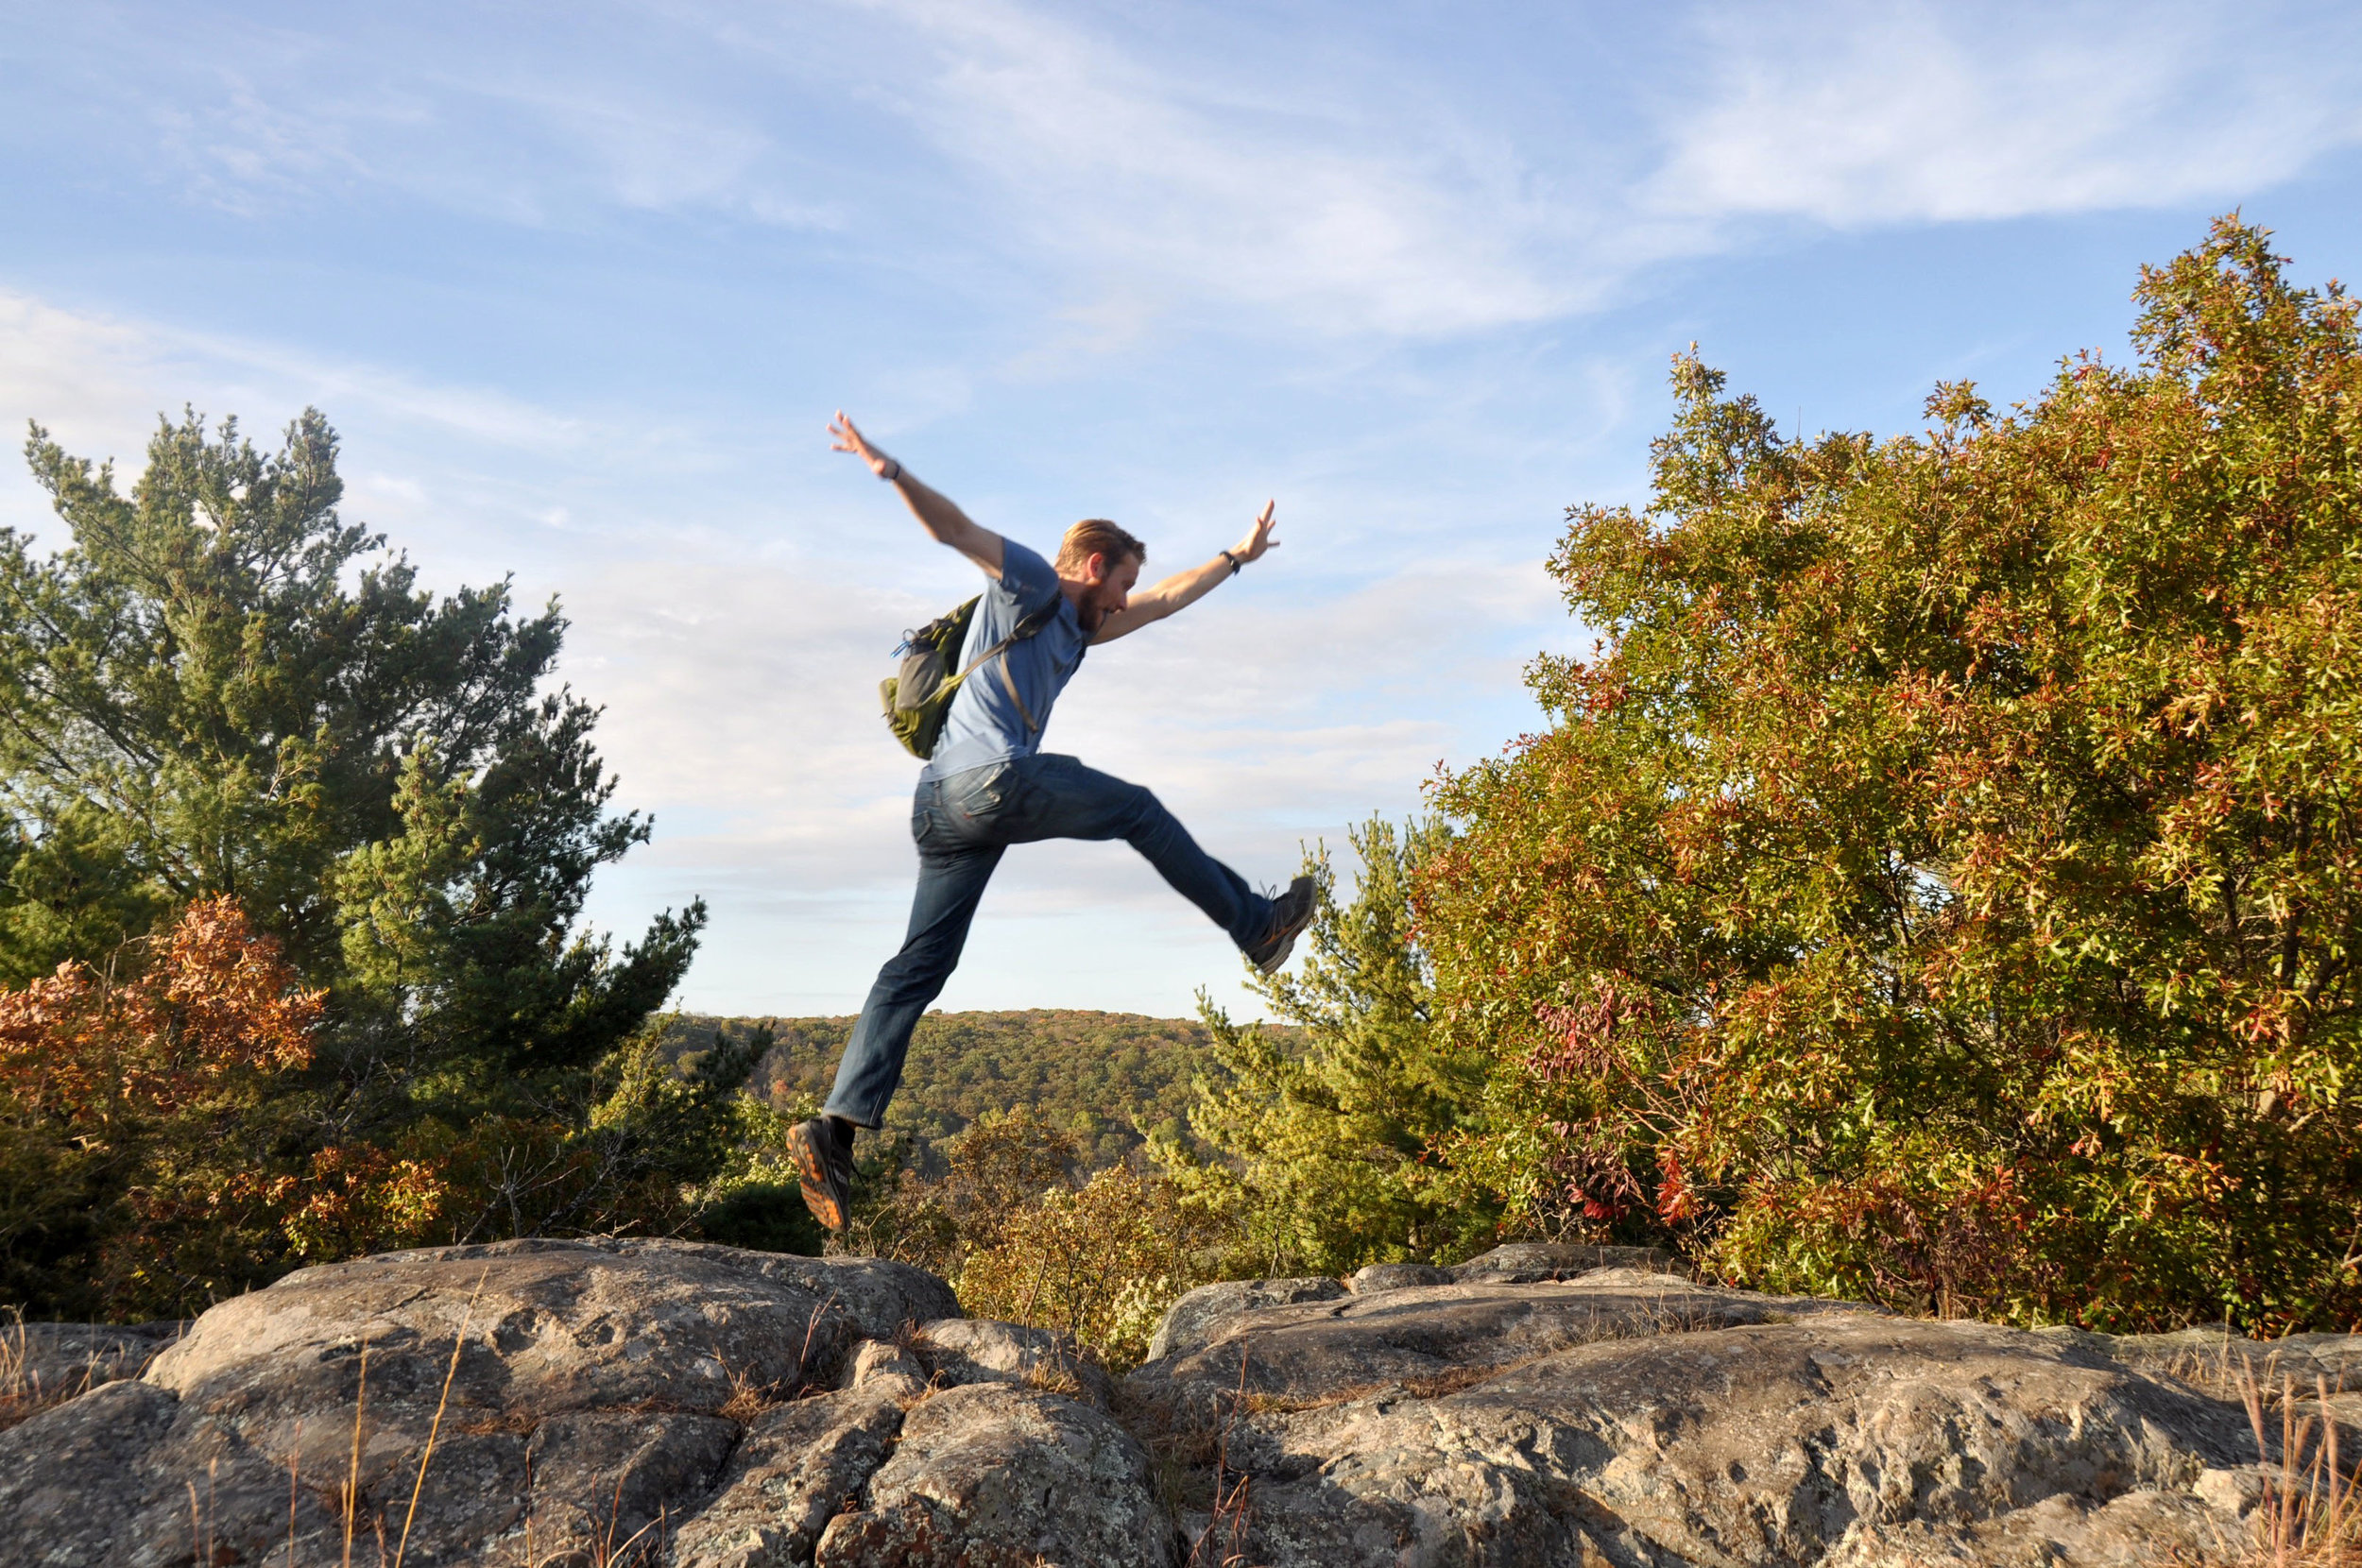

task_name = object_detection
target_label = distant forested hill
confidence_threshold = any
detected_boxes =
[667,1010,1282,1170]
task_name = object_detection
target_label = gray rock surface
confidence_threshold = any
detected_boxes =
[1346,1262,1454,1292]
[6,1236,2353,1566]
[814,1382,1177,1567]
[0,1376,331,1568]
[840,1338,928,1399]
[1446,1240,1679,1283]
[2098,1323,2362,1387]
[0,1238,963,1566]
[914,1317,1114,1409]
[1131,1267,1873,1418]
[3,1319,182,1406]
[1145,1275,1348,1364]
[672,1386,906,1568]
[1123,1270,2320,1568]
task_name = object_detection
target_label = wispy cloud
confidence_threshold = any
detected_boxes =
[0,284,588,442]
[26,1,2360,350]
[838,0,1583,337]
[1654,0,2362,227]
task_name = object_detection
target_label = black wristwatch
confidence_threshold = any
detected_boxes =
[1220,549,1242,577]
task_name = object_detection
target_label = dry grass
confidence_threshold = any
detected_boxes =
[713,1355,791,1424]
[1184,1353,1255,1568]
[0,1307,172,1432]
[2235,1361,2360,1568]
[1019,1358,1087,1398]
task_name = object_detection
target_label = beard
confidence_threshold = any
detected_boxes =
[1077,589,1126,633]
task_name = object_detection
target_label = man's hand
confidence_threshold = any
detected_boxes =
[1091,499,1283,645]
[1231,500,1279,563]
[832,411,1003,577]
[829,412,898,479]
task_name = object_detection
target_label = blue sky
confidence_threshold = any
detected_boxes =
[3,0,2359,1021]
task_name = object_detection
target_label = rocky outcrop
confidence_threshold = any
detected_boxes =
[0,1237,1122,1567]
[0,1236,2349,1566]
[1124,1255,2333,1567]
[2,1319,182,1404]
[815,1383,1174,1566]
[670,1385,906,1567]
[1144,1275,1347,1364]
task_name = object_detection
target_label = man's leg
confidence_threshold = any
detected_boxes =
[998,753,1278,948]
[824,836,1004,1128]
[794,801,1004,1230]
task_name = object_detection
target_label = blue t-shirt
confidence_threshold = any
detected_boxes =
[921,540,1088,780]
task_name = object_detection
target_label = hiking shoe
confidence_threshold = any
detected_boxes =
[787,1115,856,1232]
[1244,875,1318,975]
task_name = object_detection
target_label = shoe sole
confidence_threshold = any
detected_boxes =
[787,1122,850,1232]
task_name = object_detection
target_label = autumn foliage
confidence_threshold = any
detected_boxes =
[0,898,324,1316]
[0,406,768,1321]
[847,1111,1228,1371]
[0,895,319,1128]
[1422,218,2362,1334]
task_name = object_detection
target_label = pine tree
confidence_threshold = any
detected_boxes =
[0,409,719,1311]
[1190,816,1494,1275]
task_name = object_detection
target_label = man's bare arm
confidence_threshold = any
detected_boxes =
[829,411,1004,576]
[1092,500,1278,645]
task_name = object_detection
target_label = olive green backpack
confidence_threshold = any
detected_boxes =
[880,596,1057,758]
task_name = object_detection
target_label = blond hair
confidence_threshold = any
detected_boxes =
[1055,518,1146,576]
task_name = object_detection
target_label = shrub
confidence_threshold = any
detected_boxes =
[957,1164,1226,1372]
[1189,816,1494,1277]
[1423,217,2362,1334]
[843,1109,1226,1370]
[0,897,321,1317]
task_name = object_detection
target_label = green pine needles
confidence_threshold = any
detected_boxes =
[0,408,727,1316]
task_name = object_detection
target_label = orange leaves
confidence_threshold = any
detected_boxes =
[148,898,319,1078]
[0,895,321,1132]
[269,1145,451,1261]
[0,897,331,1317]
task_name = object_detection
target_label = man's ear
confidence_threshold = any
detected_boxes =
[1084,551,1109,585]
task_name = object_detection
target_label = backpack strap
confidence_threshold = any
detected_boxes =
[954,599,1061,735]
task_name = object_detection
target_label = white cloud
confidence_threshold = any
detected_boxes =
[766,0,1592,338]
[1655,0,2362,227]
[31,0,2361,357]
[0,286,591,458]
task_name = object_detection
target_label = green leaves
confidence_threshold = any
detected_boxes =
[1423,218,2362,1334]
[1190,815,1493,1275]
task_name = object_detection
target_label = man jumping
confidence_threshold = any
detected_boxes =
[786,414,1318,1232]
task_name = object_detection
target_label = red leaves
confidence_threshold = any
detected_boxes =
[1532,978,1660,1082]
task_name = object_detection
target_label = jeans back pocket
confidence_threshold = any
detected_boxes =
[945,761,1012,828]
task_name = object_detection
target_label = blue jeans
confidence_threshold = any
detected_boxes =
[823,753,1275,1127]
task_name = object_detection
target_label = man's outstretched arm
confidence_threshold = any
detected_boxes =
[1091,500,1278,645]
[830,412,1004,576]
